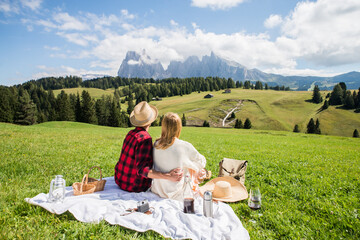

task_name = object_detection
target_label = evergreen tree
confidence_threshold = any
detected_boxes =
[329,84,344,105]
[127,94,134,114]
[15,89,37,125]
[244,118,252,129]
[0,87,14,122]
[312,85,323,103]
[95,97,107,126]
[47,90,57,121]
[315,119,321,134]
[255,81,263,90]
[182,113,186,126]
[75,93,82,122]
[56,90,75,121]
[244,81,251,89]
[307,118,315,134]
[108,98,121,127]
[234,119,243,129]
[265,83,269,90]
[202,120,210,127]
[227,78,235,88]
[81,90,97,124]
[230,112,235,119]
[322,100,329,110]
[353,129,359,138]
[339,82,347,99]
[344,90,355,109]
[293,124,300,133]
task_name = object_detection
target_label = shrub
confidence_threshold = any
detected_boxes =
[244,118,252,129]
[353,129,359,138]
[203,120,210,127]
[293,124,300,133]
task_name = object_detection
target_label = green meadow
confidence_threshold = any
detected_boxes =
[0,122,359,239]
[150,88,360,137]
[54,87,360,137]
[53,87,115,99]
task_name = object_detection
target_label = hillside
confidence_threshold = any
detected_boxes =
[53,87,115,99]
[149,89,360,137]
[50,87,360,137]
[0,122,359,239]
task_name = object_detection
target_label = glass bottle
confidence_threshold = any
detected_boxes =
[248,188,261,210]
[48,175,66,203]
[183,173,195,214]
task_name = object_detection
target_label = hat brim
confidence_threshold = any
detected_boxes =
[130,104,158,127]
[199,176,248,202]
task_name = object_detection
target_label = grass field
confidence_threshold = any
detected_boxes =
[149,89,360,137]
[53,87,116,99]
[0,122,359,239]
[52,87,360,137]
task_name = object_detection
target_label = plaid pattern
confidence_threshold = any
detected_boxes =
[114,127,153,192]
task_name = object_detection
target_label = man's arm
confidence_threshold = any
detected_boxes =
[135,138,183,181]
[147,168,183,182]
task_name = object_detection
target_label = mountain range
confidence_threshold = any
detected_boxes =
[118,50,360,91]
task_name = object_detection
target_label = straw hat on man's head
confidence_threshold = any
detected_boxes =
[130,101,158,127]
[199,176,248,202]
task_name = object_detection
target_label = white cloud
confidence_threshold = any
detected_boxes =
[121,9,135,19]
[263,67,342,77]
[44,45,60,51]
[280,0,360,67]
[191,0,245,10]
[191,22,199,29]
[170,20,178,26]
[20,0,42,11]
[0,0,19,13]
[264,14,283,29]
[32,65,109,80]
[36,19,57,29]
[27,0,360,78]
[56,32,96,47]
[53,12,89,31]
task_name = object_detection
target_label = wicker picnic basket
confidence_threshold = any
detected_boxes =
[72,166,106,195]
[72,174,96,196]
[85,166,106,192]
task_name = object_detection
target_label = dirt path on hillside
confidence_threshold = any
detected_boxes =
[221,100,243,127]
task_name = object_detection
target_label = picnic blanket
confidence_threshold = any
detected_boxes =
[25,177,250,240]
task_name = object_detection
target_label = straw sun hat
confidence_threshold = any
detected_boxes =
[130,101,158,127]
[199,176,248,202]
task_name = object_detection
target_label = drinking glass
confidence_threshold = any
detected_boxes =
[248,188,261,210]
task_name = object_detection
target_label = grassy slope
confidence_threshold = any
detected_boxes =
[51,87,360,136]
[0,122,359,239]
[53,87,115,99]
[150,89,360,137]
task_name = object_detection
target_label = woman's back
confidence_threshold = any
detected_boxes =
[151,138,206,201]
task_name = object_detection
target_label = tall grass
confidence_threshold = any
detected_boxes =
[0,122,359,239]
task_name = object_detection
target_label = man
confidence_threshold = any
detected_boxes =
[114,101,183,192]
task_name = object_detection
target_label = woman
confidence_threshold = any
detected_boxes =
[151,112,207,201]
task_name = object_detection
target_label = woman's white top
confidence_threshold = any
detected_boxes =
[151,138,206,201]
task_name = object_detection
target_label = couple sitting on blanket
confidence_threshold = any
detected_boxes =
[114,101,207,201]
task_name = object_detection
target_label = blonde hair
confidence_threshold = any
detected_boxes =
[155,112,182,150]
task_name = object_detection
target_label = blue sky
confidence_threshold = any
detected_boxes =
[1,0,360,86]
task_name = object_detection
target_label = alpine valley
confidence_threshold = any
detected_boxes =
[118,50,360,91]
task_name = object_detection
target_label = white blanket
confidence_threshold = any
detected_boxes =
[25,177,250,240]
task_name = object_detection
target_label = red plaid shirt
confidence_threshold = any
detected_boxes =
[114,127,153,192]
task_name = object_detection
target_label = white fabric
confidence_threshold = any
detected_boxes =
[151,138,206,201]
[25,177,249,240]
